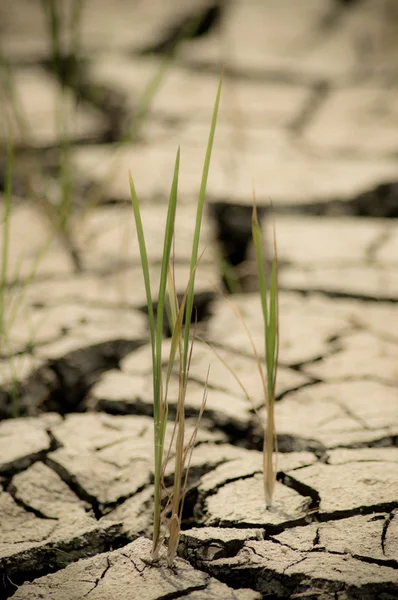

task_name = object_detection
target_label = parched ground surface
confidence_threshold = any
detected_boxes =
[1,1,398,598]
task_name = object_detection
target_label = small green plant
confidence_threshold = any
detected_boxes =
[252,199,279,507]
[129,79,221,564]
[207,200,279,508]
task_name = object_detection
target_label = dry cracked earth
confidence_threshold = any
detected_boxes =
[1,0,398,598]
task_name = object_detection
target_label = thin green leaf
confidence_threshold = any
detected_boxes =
[271,209,280,402]
[251,195,280,508]
[166,262,178,333]
[252,200,269,345]
[165,253,203,399]
[266,257,278,397]
[155,147,180,398]
[183,78,222,377]
[130,170,163,557]
[129,172,156,370]
[165,287,184,395]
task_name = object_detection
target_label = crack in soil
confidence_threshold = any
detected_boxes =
[282,554,309,575]
[287,346,342,370]
[328,435,398,450]
[381,511,395,556]
[199,469,263,506]
[121,552,211,599]
[157,585,208,600]
[0,333,67,361]
[331,398,371,430]
[319,548,398,571]
[0,429,60,479]
[365,227,393,264]
[139,1,224,56]
[97,389,256,452]
[182,55,329,87]
[271,536,398,571]
[6,479,59,522]
[4,458,397,598]
[44,456,103,520]
[277,472,321,513]
[282,286,398,304]
[2,339,147,419]
[314,501,398,527]
[93,434,141,452]
[83,556,112,597]
[122,553,150,575]
[0,524,124,599]
[269,434,327,458]
[288,81,330,136]
[162,457,243,491]
[0,450,49,479]
[318,374,398,388]
[313,525,320,549]
[193,472,394,536]
[274,378,324,403]
[325,457,398,465]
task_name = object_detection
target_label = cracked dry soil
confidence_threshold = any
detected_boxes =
[1,0,398,598]
[1,299,397,599]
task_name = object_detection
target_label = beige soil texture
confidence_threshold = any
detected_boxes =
[1,0,398,598]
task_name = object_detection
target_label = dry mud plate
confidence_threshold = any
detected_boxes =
[1,0,398,598]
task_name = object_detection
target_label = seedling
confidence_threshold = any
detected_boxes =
[207,198,279,508]
[129,79,221,563]
[252,198,279,507]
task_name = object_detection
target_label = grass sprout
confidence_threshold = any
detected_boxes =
[129,78,221,563]
[252,196,279,507]
[206,198,279,508]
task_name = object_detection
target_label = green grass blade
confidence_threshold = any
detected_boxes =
[165,254,201,400]
[130,170,162,554]
[166,263,178,332]
[252,197,280,508]
[155,147,180,398]
[155,147,180,471]
[129,172,156,362]
[131,148,180,559]
[183,78,222,376]
[270,212,280,400]
[252,201,269,345]
[266,257,278,395]
[165,268,183,394]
